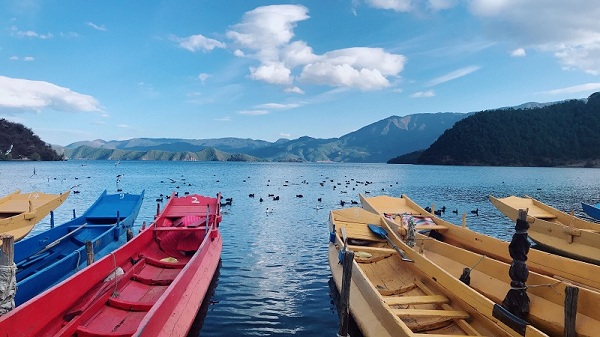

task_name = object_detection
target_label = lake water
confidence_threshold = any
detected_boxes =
[1,161,599,336]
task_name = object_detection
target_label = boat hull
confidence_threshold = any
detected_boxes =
[0,192,222,337]
[490,195,600,264]
[361,193,600,290]
[328,207,546,337]
[582,202,600,221]
[0,190,70,241]
[13,190,145,306]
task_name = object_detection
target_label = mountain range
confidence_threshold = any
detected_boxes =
[59,112,470,163]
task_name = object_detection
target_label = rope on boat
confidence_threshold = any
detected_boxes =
[0,263,16,315]
[459,254,486,285]
[519,281,563,295]
[111,253,119,297]
[75,250,82,270]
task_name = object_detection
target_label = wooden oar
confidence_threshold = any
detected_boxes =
[367,224,413,262]
[31,223,88,257]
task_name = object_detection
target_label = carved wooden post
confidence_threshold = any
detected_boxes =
[502,209,530,319]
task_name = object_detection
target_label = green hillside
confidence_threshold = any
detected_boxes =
[412,92,600,167]
[0,119,63,161]
[65,145,264,162]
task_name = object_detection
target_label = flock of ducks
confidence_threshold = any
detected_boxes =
[41,169,482,217]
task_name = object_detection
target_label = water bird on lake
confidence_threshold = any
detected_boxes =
[273,196,280,201]
[434,209,442,216]
[259,197,263,202]
[340,200,346,207]
[452,209,458,214]
[318,198,322,202]
[249,194,255,198]
[471,208,479,216]
[296,194,304,198]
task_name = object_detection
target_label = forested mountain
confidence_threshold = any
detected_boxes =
[408,92,600,167]
[62,113,469,162]
[0,119,62,161]
[67,145,263,162]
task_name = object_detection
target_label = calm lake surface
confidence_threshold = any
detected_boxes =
[1,161,599,336]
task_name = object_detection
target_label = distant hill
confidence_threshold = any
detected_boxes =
[66,145,264,162]
[0,119,62,161]
[62,112,469,163]
[402,92,600,167]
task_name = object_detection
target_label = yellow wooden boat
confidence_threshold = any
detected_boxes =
[0,189,70,241]
[329,207,547,337]
[358,194,600,336]
[490,195,600,264]
[360,193,600,291]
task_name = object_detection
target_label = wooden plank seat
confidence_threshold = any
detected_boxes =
[144,255,186,269]
[348,245,396,254]
[415,224,448,231]
[383,295,449,306]
[392,308,470,319]
[131,273,174,286]
[107,297,153,312]
[377,283,418,296]
[76,325,135,337]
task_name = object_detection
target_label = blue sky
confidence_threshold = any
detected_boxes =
[1,1,600,146]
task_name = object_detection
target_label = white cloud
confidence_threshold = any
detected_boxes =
[117,124,130,128]
[543,83,600,95]
[412,90,435,98]
[227,5,309,52]
[0,76,101,113]
[215,116,232,122]
[175,34,226,52]
[468,0,600,75]
[86,22,106,31]
[428,0,457,10]
[427,65,481,86]
[250,62,292,85]
[300,47,406,90]
[234,49,245,57]
[280,132,291,138]
[226,5,406,91]
[366,0,412,12]
[511,48,526,57]
[237,109,270,115]
[282,41,318,68]
[198,73,211,82]
[10,25,53,39]
[284,86,305,94]
[9,56,35,61]
[256,103,300,109]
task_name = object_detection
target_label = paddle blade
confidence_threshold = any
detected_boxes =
[368,224,388,239]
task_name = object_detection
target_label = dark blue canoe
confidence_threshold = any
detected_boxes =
[13,189,145,306]
[582,202,600,221]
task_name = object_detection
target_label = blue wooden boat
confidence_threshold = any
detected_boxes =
[13,189,145,306]
[582,202,600,221]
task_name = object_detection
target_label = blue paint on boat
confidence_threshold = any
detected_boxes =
[13,189,145,306]
[582,202,600,221]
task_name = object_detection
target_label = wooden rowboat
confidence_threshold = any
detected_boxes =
[329,206,547,337]
[13,189,145,306]
[490,195,600,264]
[0,191,222,337]
[360,193,600,291]
[0,189,70,241]
[359,194,600,336]
[582,202,600,221]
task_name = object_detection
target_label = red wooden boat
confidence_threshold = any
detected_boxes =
[0,192,222,337]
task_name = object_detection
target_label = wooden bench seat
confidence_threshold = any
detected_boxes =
[383,295,449,306]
